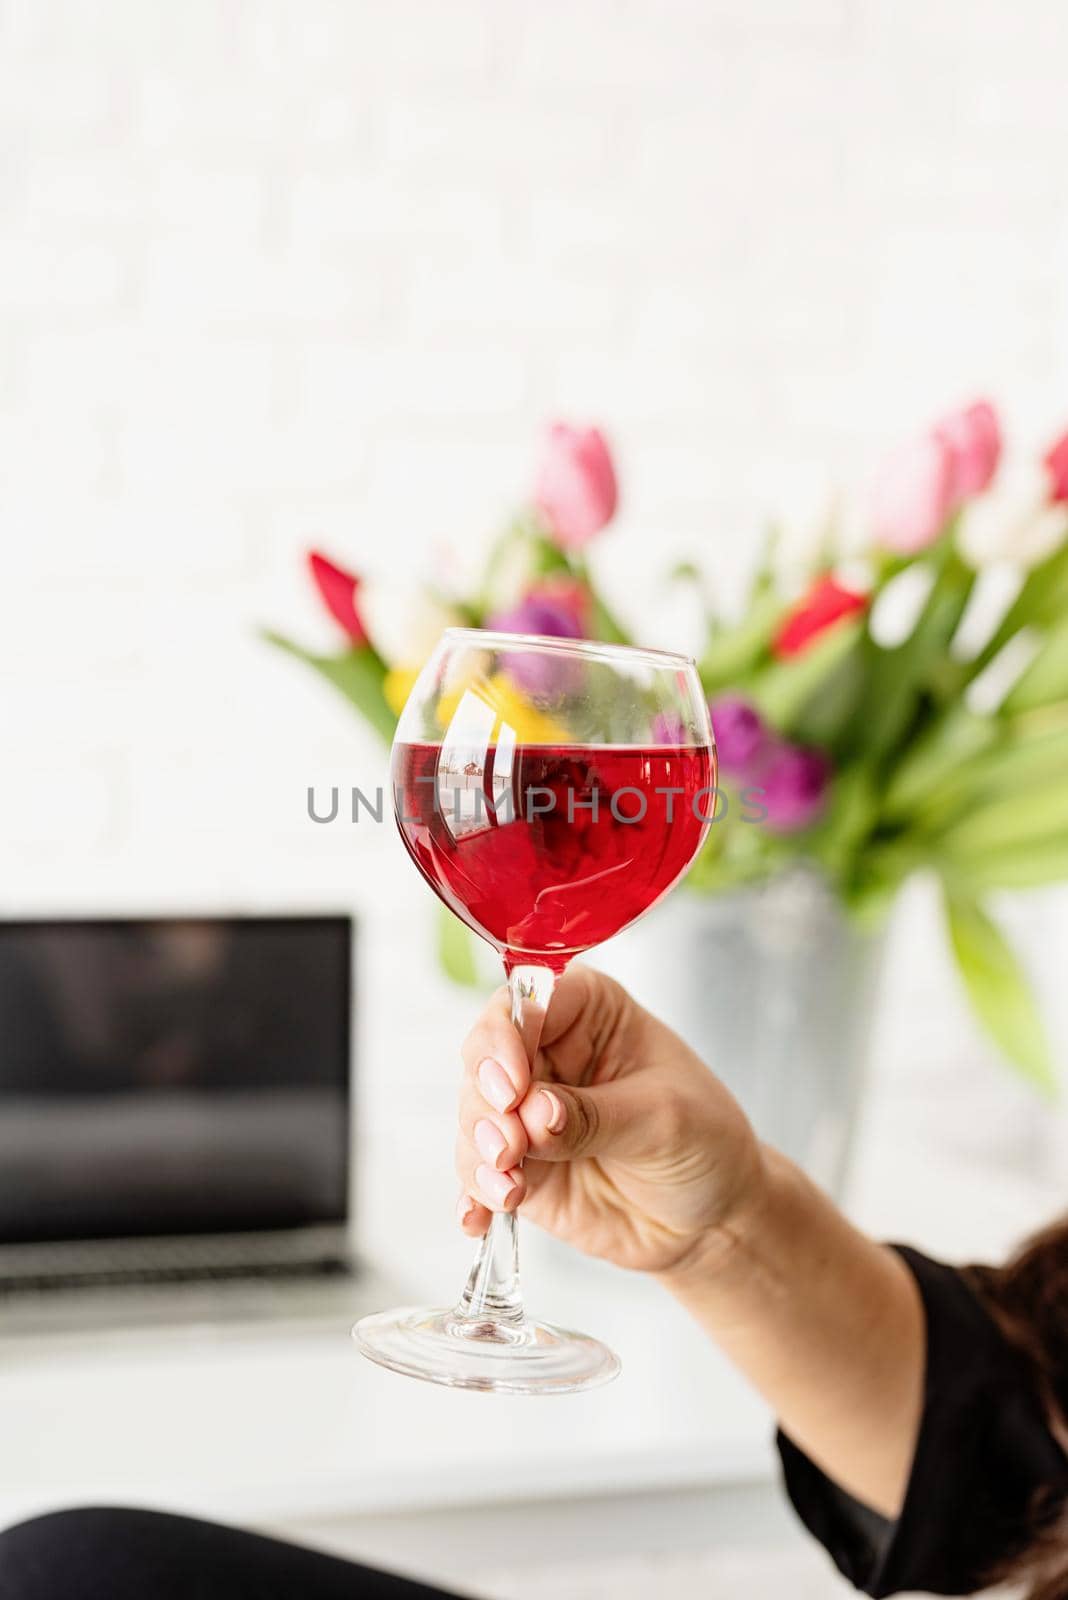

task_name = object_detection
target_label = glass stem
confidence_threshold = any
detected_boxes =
[454,964,556,1328]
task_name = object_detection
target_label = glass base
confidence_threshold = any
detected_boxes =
[352,1305,622,1395]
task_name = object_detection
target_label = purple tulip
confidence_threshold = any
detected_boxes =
[708,695,769,775]
[757,742,832,833]
[486,596,585,697]
[487,596,584,640]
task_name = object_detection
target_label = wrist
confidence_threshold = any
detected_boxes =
[654,1139,783,1294]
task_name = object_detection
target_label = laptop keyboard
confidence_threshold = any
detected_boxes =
[0,1256,353,1297]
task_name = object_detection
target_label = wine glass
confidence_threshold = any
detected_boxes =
[353,628,716,1393]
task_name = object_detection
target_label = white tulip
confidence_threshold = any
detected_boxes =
[958,460,1068,569]
[360,581,462,666]
[869,565,935,649]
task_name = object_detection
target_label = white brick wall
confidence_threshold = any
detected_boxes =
[2,1,1067,1199]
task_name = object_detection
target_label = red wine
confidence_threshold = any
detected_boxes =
[393,742,716,972]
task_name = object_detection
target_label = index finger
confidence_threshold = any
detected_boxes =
[460,984,532,1111]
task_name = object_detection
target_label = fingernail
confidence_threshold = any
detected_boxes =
[474,1118,508,1169]
[456,1194,475,1226]
[478,1058,515,1112]
[539,1088,566,1134]
[475,1163,517,1209]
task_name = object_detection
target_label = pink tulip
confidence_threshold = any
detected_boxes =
[1043,429,1068,503]
[934,399,1002,501]
[870,433,956,555]
[534,424,618,550]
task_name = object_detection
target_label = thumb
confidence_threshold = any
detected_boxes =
[519,1076,654,1164]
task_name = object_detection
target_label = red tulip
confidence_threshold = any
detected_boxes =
[534,423,618,549]
[308,551,369,645]
[773,576,868,659]
[934,399,1002,500]
[528,575,593,633]
[1043,429,1068,503]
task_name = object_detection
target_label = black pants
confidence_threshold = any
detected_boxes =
[0,1507,463,1599]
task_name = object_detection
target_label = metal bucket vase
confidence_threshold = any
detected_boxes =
[590,870,886,1198]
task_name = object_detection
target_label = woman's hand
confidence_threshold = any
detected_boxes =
[455,964,765,1276]
[456,963,924,1520]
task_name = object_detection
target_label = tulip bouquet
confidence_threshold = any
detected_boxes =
[267,412,1068,1087]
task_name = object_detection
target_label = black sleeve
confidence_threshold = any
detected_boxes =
[777,1245,1068,1597]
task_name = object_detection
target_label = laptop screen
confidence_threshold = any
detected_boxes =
[0,916,352,1245]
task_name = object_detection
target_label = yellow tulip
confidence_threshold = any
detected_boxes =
[383,665,422,717]
[437,672,567,745]
[390,659,569,744]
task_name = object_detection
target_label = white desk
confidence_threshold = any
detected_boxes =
[0,1257,773,1529]
[1,981,1061,1539]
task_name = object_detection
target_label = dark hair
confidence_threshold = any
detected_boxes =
[966,1219,1068,1600]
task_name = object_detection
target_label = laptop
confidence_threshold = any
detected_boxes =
[0,914,362,1331]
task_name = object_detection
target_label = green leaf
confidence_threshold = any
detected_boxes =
[843,550,974,763]
[435,904,480,987]
[881,708,997,821]
[748,617,865,741]
[686,833,776,895]
[261,630,397,744]
[942,835,1068,894]
[943,889,1056,1093]
[841,870,901,930]
[966,540,1068,680]
[699,591,784,690]
[884,704,1068,839]
[529,531,574,581]
[479,516,555,613]
[936,778,1068,860]
[747,522,781,605]
[564,553,631,644]
[587,590,632,645]
[941,716,1068,805]
[803,763,879,882]
[1002,617,1068,715]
